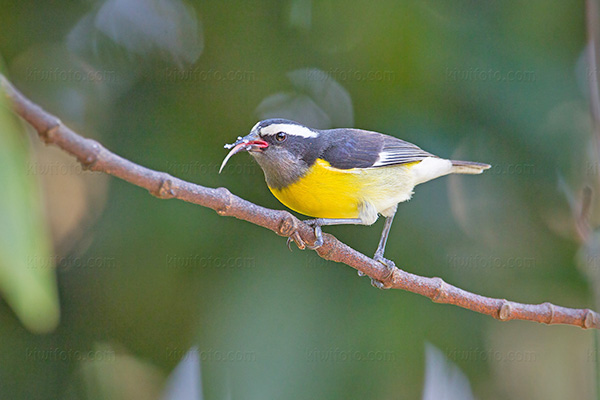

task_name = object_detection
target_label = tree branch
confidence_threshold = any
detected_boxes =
[2,74,598,330]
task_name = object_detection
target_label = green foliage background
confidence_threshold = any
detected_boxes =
[0,0,598,399]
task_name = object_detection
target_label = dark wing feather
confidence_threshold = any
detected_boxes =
[319,128,435,169]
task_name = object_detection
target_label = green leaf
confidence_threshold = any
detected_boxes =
[0,79,60,333]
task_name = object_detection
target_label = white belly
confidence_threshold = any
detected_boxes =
[356,157,453,224]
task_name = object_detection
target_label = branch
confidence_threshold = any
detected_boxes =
[2,74,598,330]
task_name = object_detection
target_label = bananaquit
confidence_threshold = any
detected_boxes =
[219,119,490,271]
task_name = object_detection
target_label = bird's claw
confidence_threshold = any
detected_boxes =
[286,223,323,251]
[305,230,323,250]
[374,254,396,270]
[357,270,391,289]
[370,278,390,289]
[286,232,305,251]
[303,220,324,250]
[368,254,396,289]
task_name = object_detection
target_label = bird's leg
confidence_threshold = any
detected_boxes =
[373,214,395,265]
[369,214,396,289]
[302,218,363,250]
[287,215,396,289]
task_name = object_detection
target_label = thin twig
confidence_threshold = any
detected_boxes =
[1,74,598,329]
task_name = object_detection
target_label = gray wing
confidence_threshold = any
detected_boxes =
[372,135,436,167]
[320,128,436,169]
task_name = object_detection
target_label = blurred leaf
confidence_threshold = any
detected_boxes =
[161,347,202,400]
[67,0,203,68]
[422,343,475,400]
[0,75,60,333]
[256,68,354,129]
[256,92,331,128]
[75,343,164,400]
[10,43,118,125]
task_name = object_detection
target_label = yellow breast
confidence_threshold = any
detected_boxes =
[268,159,418,220]
[269,159,362,219]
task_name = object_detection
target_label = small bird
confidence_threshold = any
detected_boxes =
[220,119,489,282]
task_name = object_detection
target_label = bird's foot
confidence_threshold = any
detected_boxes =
[374,254,396,270]
[304,220,324,250]
[285,220,324,251]
[369,253,396,289]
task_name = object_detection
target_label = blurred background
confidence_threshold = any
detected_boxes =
[0,0,599,399]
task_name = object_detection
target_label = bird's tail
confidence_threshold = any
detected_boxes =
[450,160,491,174]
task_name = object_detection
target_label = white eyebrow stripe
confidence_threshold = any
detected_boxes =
[250,121,262,133]
[260,123,318,138]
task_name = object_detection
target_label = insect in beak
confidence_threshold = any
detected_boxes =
[219,133,268,173]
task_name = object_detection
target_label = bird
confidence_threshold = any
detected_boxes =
[219,119,490,285]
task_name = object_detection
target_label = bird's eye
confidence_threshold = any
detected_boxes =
[275,132,287,142]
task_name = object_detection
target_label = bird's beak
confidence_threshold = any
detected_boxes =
[219,132,269,173]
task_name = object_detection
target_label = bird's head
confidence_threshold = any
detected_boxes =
[219,119,320,188]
